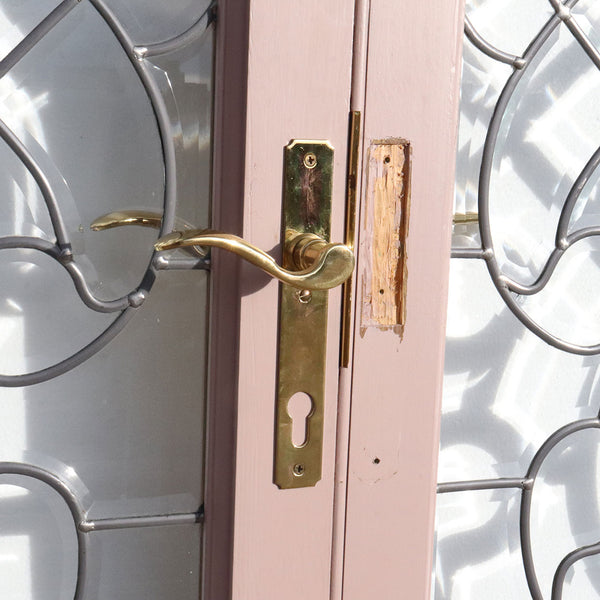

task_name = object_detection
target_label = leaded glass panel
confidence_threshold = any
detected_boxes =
[436,1,600,598]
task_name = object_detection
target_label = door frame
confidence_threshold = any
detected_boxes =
[202,1,466,598]
[339,2,466,598]
[201,0,249,598]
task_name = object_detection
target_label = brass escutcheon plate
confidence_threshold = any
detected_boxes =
[274,140,334,489]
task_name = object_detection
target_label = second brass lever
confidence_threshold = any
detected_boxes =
[154,229,354,291]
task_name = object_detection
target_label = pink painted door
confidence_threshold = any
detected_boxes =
[203,2,466,600]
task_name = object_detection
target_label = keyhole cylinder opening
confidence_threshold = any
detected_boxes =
[287,392,313,447]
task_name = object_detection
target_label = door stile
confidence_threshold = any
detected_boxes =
[342,2,466,599]
[229,1,355,598]
[202,1,250,598]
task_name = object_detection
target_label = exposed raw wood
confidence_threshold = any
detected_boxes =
[360,140,411,338]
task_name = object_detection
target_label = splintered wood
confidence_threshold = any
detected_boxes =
[360,140,411,338]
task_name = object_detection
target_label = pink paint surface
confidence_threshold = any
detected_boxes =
[342,1,465,598]
[230,2,354,598]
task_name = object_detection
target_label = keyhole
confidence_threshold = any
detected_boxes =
[287,392,313,447]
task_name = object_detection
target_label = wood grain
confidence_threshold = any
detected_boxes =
[361,141,411,337]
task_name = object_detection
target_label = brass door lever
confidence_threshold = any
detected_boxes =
[91,212,354,291]
[154,229,354,291]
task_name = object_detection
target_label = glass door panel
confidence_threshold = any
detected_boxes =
[436,1,600,598]
[0,1,214,597]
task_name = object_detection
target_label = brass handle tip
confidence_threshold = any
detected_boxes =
[90,210,163,231]
[154,231,185,251]
[91,212,207,260]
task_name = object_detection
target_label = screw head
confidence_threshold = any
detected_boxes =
[293,463,305,476]
[295,289,312,304]
[303,152,317,169]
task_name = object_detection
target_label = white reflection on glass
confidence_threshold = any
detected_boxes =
[0,312,26,458]
[436,0,600,598]
[0,311,29,589]
[0,477,78,600]
[0,9,49,234]
[0,535,31,600]
[0,3,49,378]
[0,3,33,444]
[0,7,44,598]
[435,490,528,599]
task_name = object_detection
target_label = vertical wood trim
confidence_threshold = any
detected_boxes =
[230,2,354,599]
[202,1,250,598]
[342,1,466,599]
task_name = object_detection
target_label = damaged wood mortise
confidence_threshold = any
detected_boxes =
[360,140,411,338]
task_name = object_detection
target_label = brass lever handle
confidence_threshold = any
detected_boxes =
[90,211,355,291]
[154,229,355,291]
[90,210,206,258]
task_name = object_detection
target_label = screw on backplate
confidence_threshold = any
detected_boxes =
[296,289,312,304]
[303,152,317,169]
[293,463,305,476]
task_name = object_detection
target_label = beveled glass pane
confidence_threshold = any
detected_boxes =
[0,475,78,600]
[529,428,600,598]
[440,259,600,483]
[434,489,528,599]
[489,29,600,283]
[437,1,600,597]
[89,525,201,599]
[99,0,212,45]
[0,1,214,597]
[20,270,208,520]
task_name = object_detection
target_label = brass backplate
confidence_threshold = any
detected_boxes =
[275,140,333,489]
